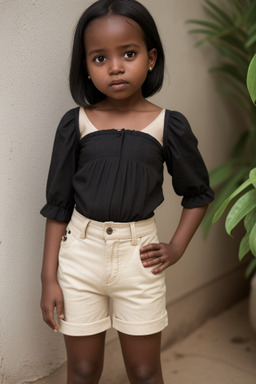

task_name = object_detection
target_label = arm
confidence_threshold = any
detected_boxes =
[40,218,67,331]
[140,205,208,274]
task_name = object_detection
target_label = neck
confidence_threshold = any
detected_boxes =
[101,94,149,112]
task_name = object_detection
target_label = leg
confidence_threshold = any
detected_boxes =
[64,331,106,384]
[118,331,164,384]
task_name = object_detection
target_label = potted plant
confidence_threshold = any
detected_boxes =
[188,1,256,330]
[187,0,256,237]
[212,54,256,330]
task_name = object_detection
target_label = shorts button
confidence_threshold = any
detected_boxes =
[106,227,113,235]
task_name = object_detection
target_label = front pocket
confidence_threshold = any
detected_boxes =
[137,231,164,278]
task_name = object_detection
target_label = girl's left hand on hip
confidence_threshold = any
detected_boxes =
[140,242,181,274]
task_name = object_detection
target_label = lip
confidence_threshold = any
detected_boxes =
[109,80,129,90]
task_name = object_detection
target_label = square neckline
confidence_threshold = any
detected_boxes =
[81,107,166,133]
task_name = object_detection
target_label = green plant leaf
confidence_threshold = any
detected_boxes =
[245,258,256,278]
[229,0,246,15]
[214,86,249,110]
[188,0,256,252]
[249,222,256,256]
[225,189,256,235]
[231,131,249,158]
[203,179,238,237]
[247,53,256,105]
[239,232,250,261]
[209,161,234,187]
[245,1,256,26]
[210,64,245,83]
[187,20,222,32]
[203,167,248,237]
[213,44,248,67]
[205,0,234,27]
[213,177,252,223]
[212,73,248,101]
[244,207,256,232]
[249,167,256,187]
[248,21,256,37]
[245,33,256,48]
[188,28,216,36]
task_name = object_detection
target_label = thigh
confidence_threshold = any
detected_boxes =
[64,332,106,383]
[118,331,164,383]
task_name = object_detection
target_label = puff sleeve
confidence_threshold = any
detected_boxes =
[40,108,80,222]
[163,110,214,208]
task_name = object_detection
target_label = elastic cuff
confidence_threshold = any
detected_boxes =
[58,316,111,336]
[181,188,215,208]
[113,311,168,336]
[40,204,73,222]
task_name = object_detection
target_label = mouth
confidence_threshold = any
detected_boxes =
[109,80,129,90]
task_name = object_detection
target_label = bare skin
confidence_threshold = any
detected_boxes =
[84,14,159,131]
[41,218,66,332]
[85,100,162,132]
[64,332,106,384]
[41,208,208,383]
[119,332,164,384]
[40,13,210,384]
[140,206,208,274]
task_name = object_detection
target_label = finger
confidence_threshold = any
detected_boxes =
[140,250,162,261]
[152,262,168,274]
[42,306,58,332]
[152,263,168,275]
[140,243,161,253]
[56,298,65,320]
[43,312,58,332]
[142,256,165,268]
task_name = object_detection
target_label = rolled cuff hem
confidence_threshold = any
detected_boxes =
[113,311,168,336]
[58,316,111,336]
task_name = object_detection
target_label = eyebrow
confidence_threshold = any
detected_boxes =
[87,44,141,57]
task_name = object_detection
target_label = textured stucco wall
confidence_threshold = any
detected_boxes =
[0,0,242,383]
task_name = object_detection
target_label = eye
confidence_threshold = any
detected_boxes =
[124,51,136,59]
[94,55,106,64]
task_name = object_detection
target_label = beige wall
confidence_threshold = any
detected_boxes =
[0,1,242,383]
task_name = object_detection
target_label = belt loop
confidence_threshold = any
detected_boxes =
[130,222,138,246]
[79,218,91,239]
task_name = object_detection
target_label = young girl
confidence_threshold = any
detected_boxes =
[40,0,214,383]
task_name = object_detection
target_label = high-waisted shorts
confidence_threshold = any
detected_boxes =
[57,209,168,336]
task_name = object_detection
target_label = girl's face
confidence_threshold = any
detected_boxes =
[84,14,157,104]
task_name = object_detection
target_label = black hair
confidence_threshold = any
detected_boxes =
[69,0,165,107]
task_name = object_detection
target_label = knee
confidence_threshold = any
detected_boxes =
[129,364,161,383]
[68,360,103,384]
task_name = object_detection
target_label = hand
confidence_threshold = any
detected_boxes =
[140,242,182,274]
[40,280,64,332]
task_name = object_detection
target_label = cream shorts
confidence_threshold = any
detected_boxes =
[57,209,168,336]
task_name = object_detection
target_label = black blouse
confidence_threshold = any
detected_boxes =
[40,108,214,222]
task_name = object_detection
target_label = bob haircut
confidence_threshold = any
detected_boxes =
[69,0,165,107]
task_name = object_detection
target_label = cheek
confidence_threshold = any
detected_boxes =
[129,58,149,77]
[89,70,107,93]
[133,65,149,84]
[91,69,104,82]
[87,65,105,83]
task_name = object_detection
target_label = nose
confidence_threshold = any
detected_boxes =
[109,58,125,75]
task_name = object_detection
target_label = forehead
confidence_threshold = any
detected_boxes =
[84,14,146,52]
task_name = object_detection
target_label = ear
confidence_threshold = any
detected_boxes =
[148,48,157,71]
